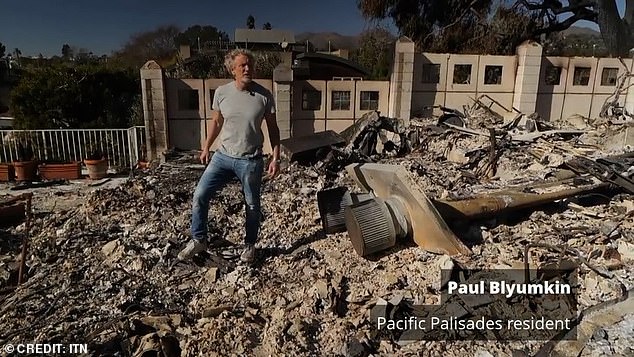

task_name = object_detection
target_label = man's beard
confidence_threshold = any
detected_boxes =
[241,76,252,84]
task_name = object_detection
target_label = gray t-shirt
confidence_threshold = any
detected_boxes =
[212,81,275,158]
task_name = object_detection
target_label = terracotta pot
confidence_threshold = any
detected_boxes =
[0,163,15,181]
[13,161,38,181]
[84,158,108,179]
[39,162,81,180]
[137,160,150,170]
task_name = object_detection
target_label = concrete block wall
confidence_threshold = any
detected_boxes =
[291,79,390,136]
[408,47,518,118]
[400,40,632,121]
[537,57,633,120]
[142,42,634,157]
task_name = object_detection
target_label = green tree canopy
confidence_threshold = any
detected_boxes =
[174,25,230,48]
[10,63,140,129]
[351,27,395,80]
[113,25,181,69]
[358,0,633,56]
[61,44,72,59]
[358,0,497,52]
[247,15,255,29]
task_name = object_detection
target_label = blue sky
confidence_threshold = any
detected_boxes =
[0,0,379,57]
[0,0,626,57]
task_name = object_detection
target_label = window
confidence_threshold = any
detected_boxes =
[331,91,351,110]
[484,65,503,85]
[360,91,379,110]
[302,90,321,110]
[601,67,618,86]
[453,64,472,84]
[573,67,591,86]
[544,66,562,85]
[178,89,199,111]
[422,64,440,84]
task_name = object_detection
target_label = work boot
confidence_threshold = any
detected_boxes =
[177,239,207,260]
[240,244,256,263]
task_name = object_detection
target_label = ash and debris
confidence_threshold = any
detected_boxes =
[1,102,633,356]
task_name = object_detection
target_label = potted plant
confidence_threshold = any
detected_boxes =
[0,163,14,181]
[84,146,108,179]
[136,143,150,170]
[38,157,82,181]
[13,142,38,181]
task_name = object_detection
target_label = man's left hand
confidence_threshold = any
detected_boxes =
[267,160,280,179]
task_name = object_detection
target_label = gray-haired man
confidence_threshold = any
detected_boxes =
[178,49,281,263]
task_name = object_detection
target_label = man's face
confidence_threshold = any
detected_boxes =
[232,54,253,84]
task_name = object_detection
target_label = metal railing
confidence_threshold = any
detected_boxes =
[0,126,146,169]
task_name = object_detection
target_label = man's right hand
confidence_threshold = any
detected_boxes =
[200,150,210,164]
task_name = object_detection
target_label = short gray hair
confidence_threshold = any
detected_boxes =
[224,48,256,73]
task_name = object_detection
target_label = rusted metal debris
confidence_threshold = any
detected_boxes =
[321,163,624,258]
[344,163,471,257]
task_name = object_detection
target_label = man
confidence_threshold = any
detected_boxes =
[177,48,281,263]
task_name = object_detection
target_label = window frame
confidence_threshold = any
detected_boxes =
[453,64,472,84]
[359,91,379,111]
[331,90,351,111]
[601,67,619,86]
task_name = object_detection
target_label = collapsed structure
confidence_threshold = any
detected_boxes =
[1,101,633,355]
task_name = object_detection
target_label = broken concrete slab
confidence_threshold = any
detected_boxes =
[280,130,345,162]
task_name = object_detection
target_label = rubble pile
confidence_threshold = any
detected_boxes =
[1,107,633,356]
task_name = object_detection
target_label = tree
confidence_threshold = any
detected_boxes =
[61,44,73,59]
[351,27,395,80]
[247,15,255,29]
[113,25,180,68]
[518,0,633,56]
[10,63,139,129]
[174,25,230,49]
[357,0,496,52]
[358,0,634,57]
[0,42,5,58]
[180,53,230,79]
[262,22,272,30]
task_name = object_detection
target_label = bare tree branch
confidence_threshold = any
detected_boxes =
[533,11,597,35]
[421,0,481,44]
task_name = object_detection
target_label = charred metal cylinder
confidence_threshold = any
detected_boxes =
[317,187,374,234]
[344,197,410,256]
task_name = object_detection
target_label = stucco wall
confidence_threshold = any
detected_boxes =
[537,57,633,121]
[291,80,389,137]
[143,42,634,159]
[387,38,633,122]
[162,78,274,152]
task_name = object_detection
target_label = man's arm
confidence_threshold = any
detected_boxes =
[200,110,224,163]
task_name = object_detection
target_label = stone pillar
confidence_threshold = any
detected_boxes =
[388,37,415,122]
[140,61,169,162]
[625,57,634,115]
[273,63,293,140]
[513,41,543,114]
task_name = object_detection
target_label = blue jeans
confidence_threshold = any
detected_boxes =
[191,151,264,244]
